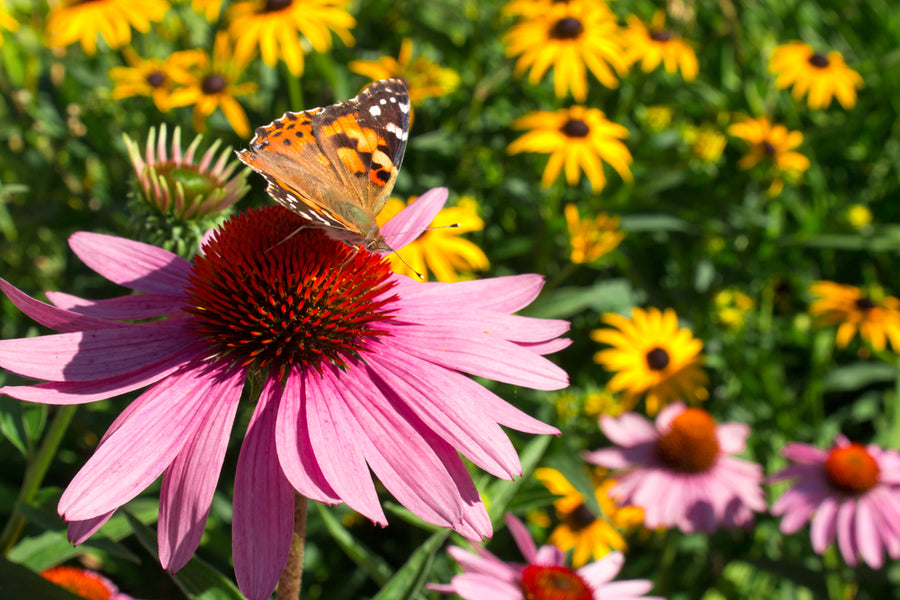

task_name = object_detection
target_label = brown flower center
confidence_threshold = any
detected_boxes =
[645,347,670,371]
[201,74,227,95]
[762,141,777,156]
[650,30,673,42]
[549,17,584,40]
[183,207,396,379]
[824,443,880,494]
[521,565,593,600]
[264,0,293,11]
[855,296,875,311]
[563,503,596,532]
[656,408,720,473]
[808,54,830,69]
[560,119,590,138]
[146,71,166,88]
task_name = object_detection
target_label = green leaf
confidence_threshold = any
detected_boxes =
[823,362,897,392]
[125,512,245,600]
[0,395,47,457]
[316,502,394,586]
[483,434,552,526]
[0,557,86,600]
[524,279,638,319]
[371,529,449,600]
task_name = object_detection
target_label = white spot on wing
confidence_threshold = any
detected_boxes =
[369,105,382,117]
[386,122,408,141]
[398,101,410,114]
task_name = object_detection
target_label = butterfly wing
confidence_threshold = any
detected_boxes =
[312,78,410,217]
[236,79,410,241]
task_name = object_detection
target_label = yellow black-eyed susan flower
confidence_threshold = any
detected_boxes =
[109,49,196,112]
[375,195,489,282]
[592,307,709,415]
[0,3,18,47]
[564,204,624,264]
[728,116,810,196]
[226,0,355,77]
[192,0,223,21]
[622,10,698,81]
[769,41,863,110]
[713,289,755,331]
[349,38,460,105]
[166,33,257,137]
[508,106,633,192]
[809,282,900,353]
[535,467,643,567]
[504,1,627,101]
[45,0,168,55]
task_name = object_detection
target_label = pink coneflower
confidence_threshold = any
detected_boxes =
[770,435,900,568]
[583,403,765,534]
[40,566,139,600]
[0,188,568,600]
[430,513,662,600]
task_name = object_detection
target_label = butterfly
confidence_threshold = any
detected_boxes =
[236,78,410,253]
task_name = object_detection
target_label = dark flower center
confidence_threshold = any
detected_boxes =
[645,347,670,371]
[855,297,875,311]
[264,0,293,11]
[560,119,590,138]
[41,567,111,600]
[656,408,720,473]
[549,17,584,40]
[521,565,593,600]
[183,207,397,379]
[563,503,596,532]
[762,141,777,156]
[201,74,228,95]
[650,30,673,42]
[824,443,880,494]
[808,54,830,69]
[146,71,166,88]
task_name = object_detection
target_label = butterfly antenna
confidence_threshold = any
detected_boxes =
[264,225,308,253]
[387,248,425,280]
[381,223,461,238]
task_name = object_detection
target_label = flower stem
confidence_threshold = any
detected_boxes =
[0,404,78,555]
[276,494,309,600]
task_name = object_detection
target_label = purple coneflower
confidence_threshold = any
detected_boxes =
[429,513,662,600]
[0,188,568,599]
[770,435,900,568]
[584,403,765,534]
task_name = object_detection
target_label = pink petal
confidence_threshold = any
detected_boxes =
[366,352,521,478]
[0,278,128,333]
[716,423,750,454]
[1,345,198,405]
[534,545,566,566]
[329,365,468,529]
[46,290,185,320]
[810,497,838,553]
[446,545,516,580]
[58,361,226,520]
[69,232,192,295]
[67,512,114,545]
[0,325,195,382]
[400,306,570,344]
[394,273,545,313]
[583,447,632,470]
[158,366,243,572]
[449,573,523,600]
[232,382,295,600]
[380,187,448,250]
[854,497,883,568]
[782,442,829,464]
[577,551,624,587]
[836,499,859,566]
[600,413,657,446]
[273,373,341,503]
[303,369,386,525]
[504,514,537,563]
[386,325,568,390]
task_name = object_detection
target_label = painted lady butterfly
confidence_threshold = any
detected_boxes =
[237,78,410,253]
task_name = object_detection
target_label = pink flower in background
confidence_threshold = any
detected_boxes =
[0,188,568,600]
[430,514,662,600]
[770,436,900,568]
[584,403,765,534]
[41,566,140,600]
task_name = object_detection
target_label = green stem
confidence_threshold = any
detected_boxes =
[0,404,78,555]
[287,69,303,112]
[890,355,900,449]
[276,495,309,600]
